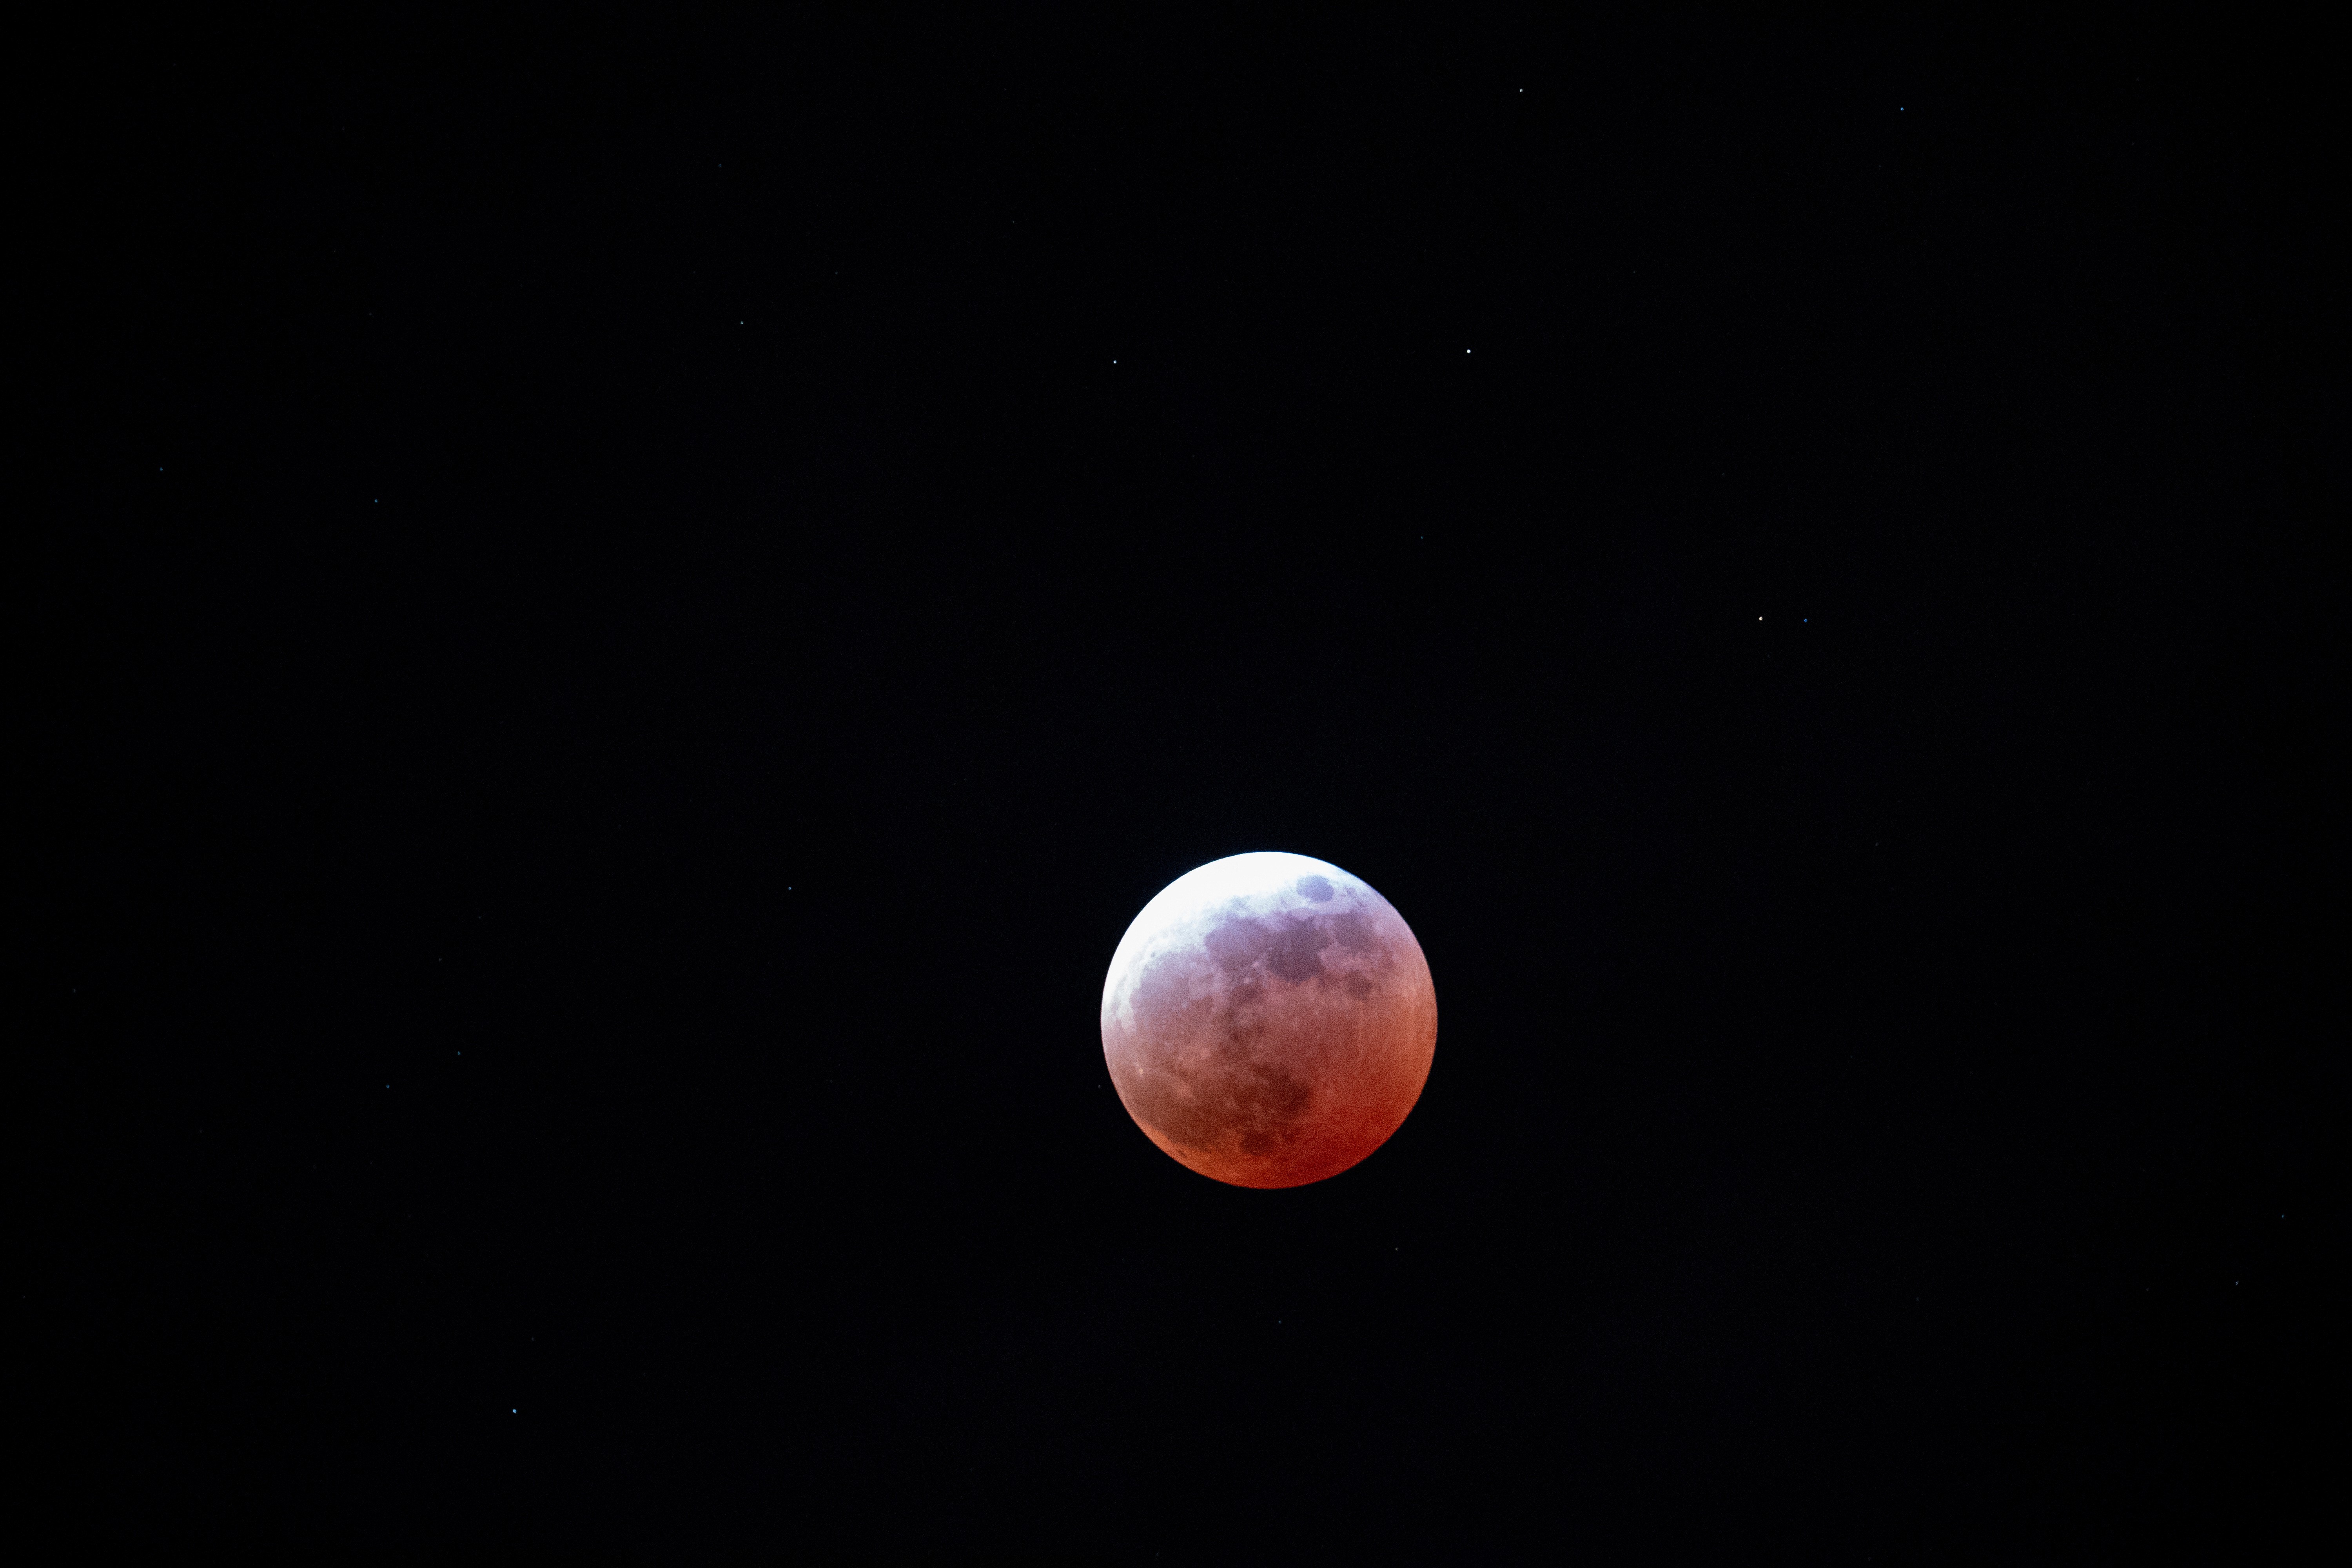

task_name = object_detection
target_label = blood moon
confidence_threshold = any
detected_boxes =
[1100,852,1437,1188]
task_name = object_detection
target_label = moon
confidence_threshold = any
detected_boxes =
[1100,852,1437,1189]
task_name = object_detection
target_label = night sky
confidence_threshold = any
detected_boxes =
[36,13,2330,1558]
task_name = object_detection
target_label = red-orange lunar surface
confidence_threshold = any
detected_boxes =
[1100,852,1437,1188]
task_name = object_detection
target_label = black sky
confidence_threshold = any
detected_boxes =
[33,11,2334,1559]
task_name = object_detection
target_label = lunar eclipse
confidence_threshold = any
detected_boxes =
[1100,852,1437,1188]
